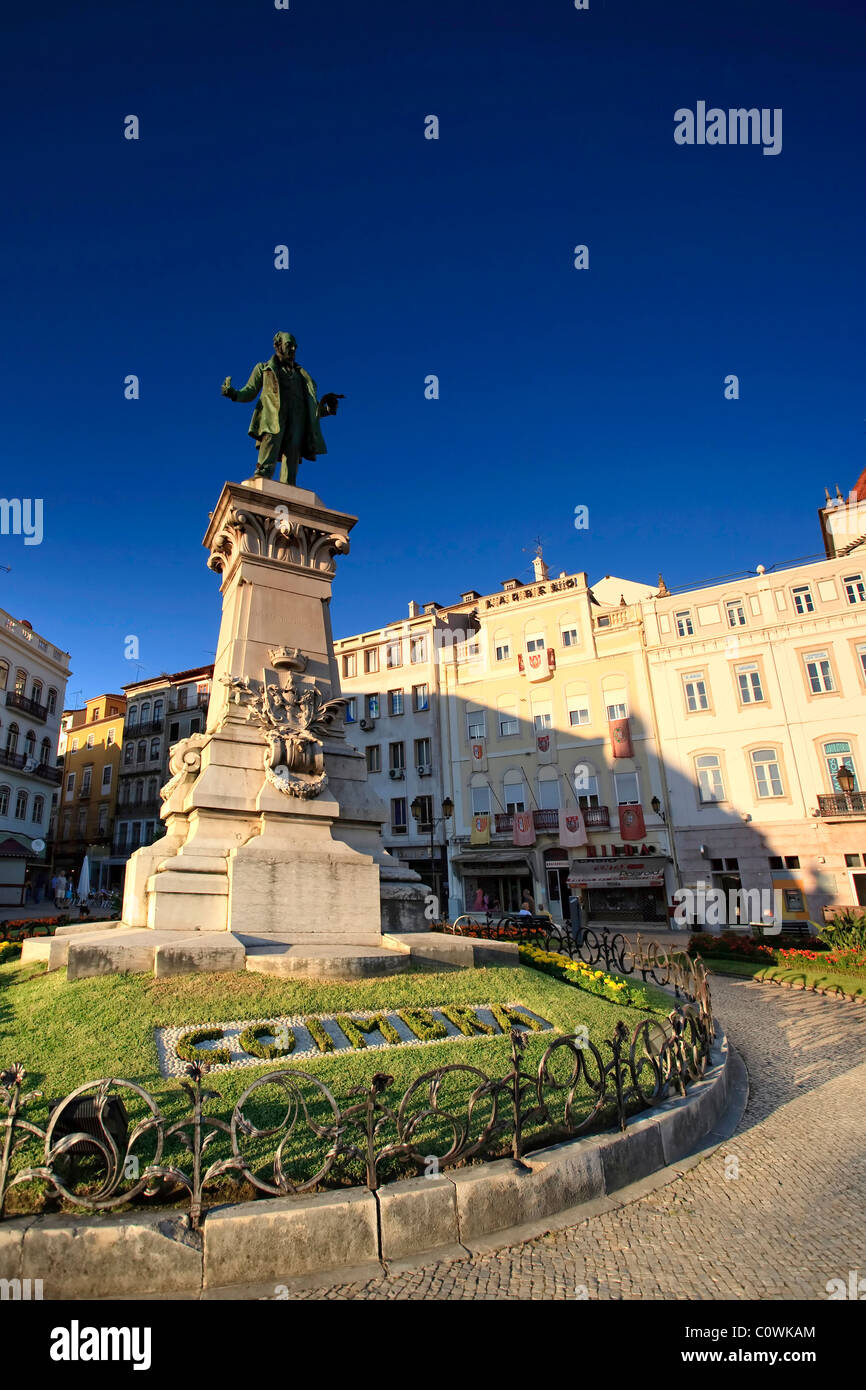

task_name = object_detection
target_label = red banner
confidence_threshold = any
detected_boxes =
[513,811,536,846]
[609,717,633,758]
[618,804,646,841]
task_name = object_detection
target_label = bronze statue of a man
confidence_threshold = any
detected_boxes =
[221,332,343,485]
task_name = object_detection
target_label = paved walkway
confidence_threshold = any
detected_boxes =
[290,974,866,1300]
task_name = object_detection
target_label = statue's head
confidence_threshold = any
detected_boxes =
[273,332,297,363]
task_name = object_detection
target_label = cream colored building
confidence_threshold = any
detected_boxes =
[640,480,866,922]
[437,553,674,921]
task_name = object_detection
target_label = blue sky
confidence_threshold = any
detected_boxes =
[1,0,864,703]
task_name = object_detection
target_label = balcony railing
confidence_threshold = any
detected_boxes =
[0,748,26,770]
[493,806,610,834]
[817,792,866,817]
[6,690,49,722]
[116,799,163,818]
[32,761,62,785]
[123,719,164,737]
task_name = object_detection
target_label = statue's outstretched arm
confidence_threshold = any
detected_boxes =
[318,392,345,418]
[221,362,265,403]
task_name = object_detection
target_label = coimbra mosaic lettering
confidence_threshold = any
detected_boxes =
[157,1003,553,1077]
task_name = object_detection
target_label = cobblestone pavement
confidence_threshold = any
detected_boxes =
[291,975,866,1300]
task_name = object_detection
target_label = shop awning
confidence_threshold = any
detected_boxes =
[451,851,532,873]
[568,862,666,887]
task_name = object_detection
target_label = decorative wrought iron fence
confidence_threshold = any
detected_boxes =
[0,944,714,1230]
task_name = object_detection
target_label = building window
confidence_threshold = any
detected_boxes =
[752,748,784,798]
[471,784,491,815]
[467,710,485,740]
[150,738,160,759]
[189,718,201,735]
[844,853,862,867]
[413,793,433,829]
[495,640,511,662]
[342,652,357,678]
[86,732,95,749]
[726,600,746,628]
[366,745,381,773]
[128,706,139,728]
[569,706,590,727]
[364,648,379,674]
[153,699,164,721]
[533,708,552,731]
[857,643,866,684]
[614,772,639,804]
[115,823,128,849]
[736,663,764,704]
[177,688,190,710]
[410,636,427,664]
[391,797,408,833]
[537,774,561,810]
[388,689,404,716]
[683,673,710,712]
[169,722,180,742]
[675,611,694,637]
[101,764,112,790]
[606,701,627,721]
[141,703,151,724]
[344,697,356,723]
[65,772,75,795]
[97,805,108,835]
[843,573,866,605]
[0,785,9,816]
[46,688,57,713]
[76,808,87,836]
[124,742,134,765]
[526,633,545,653]
[498,707,519,737]
[32,793,45,823]
[130,823,142,849]
[136,741,147,763]
[14,670,27,696]
[561,627,579,648]
[148,777,158,800]
[0,661,7,690]
[823,740,858,792]
[415,738,431,767]
[412,684,429,712]
[39,737,50,764]
[386,640,402,669]
[14,789,27,820]
[695,754,725,802]
[31,681,43,704]
[81,766,92,795]
[24,730,36,759]
[106,727,115,746]
[574,769,600,809]
[804,651,835,694]
[503,777,526,813]
[389,742,405,771]
[366,694,379,720]
[792,585,814,615]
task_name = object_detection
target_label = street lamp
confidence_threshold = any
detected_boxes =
[411,794,454,914]
[650,795,666,823]
[836,763,856,809]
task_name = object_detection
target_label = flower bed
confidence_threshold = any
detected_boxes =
[518,943,658,1010]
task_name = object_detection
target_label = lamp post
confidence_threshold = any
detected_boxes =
[650,794,666,823]
[836,763,856,811]
[411,794,454,916]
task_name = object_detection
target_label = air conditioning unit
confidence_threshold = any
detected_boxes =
[359,719,371,731]
[388,768,405,780]
[417,764,432,776]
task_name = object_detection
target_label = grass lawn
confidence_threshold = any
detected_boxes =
[704,957,866,997]
[0,959,673,1216]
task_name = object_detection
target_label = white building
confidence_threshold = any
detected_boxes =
[0,609,70,905]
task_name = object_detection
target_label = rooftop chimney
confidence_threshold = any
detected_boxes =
[408,600,421,618]
[532,548,549,582]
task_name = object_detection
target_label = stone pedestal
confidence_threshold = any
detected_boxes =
[120,478,430,954]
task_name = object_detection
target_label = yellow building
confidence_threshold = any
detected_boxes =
[54,693,126,889]
[437,553,674,921]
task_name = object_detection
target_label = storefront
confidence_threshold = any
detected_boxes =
[450,851,533,915]
[568,856,668,922]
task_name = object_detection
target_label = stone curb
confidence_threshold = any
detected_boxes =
[1,1027,730,1299]
[708,963,866,1004]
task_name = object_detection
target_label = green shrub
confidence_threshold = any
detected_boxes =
[175,1027,232,1066]
[819,909,866,952]
[397,1008,448,1041]
[304,1017,336,1053]
[438,1005,497,1037]
[238,1022,295,1059]
[337,1013,402,1045]
[0,941,22,963]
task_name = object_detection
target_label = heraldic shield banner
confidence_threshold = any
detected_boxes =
[558,806,588,847]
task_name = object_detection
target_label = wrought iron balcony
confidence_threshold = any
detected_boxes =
[5,690,49,722]
[817,792,866,817]
[583,805,611,828]
[493,806,609,835]
[116,798,163,818]
[0,748,27,770]
[123,719,164,737]
[32,761,62,784]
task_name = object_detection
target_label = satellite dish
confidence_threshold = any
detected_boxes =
[32,838,45,853]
